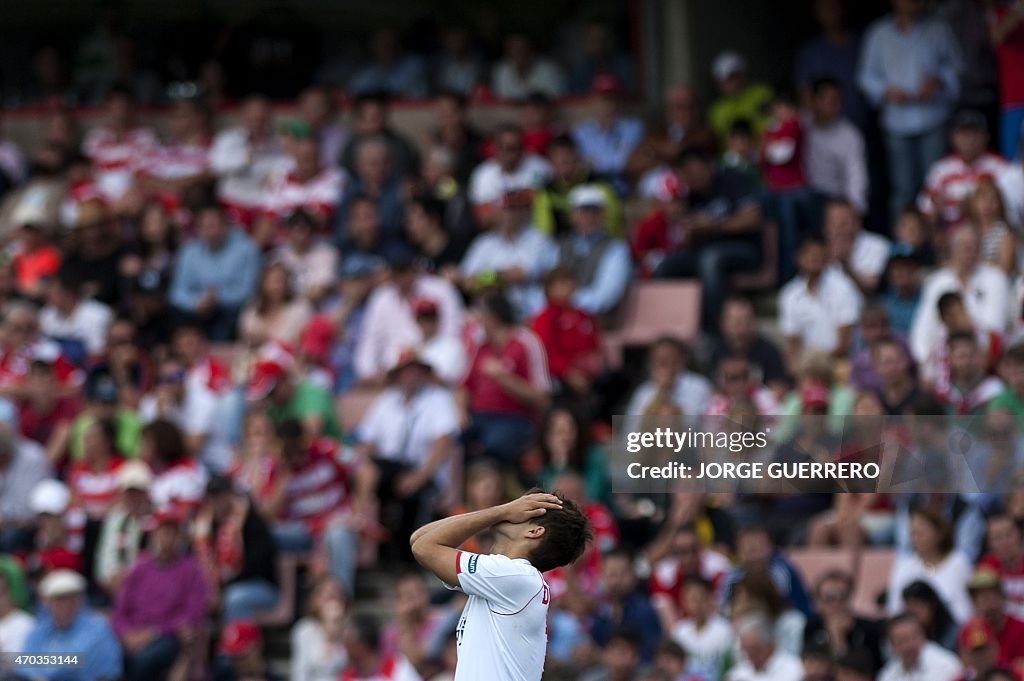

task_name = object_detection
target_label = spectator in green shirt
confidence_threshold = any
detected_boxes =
[533,135,622,238]
[990,342,1024,430]
[708,50,773,143]
[246,357,343,440]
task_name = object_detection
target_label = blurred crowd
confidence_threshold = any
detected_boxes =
[3,0,1024,680]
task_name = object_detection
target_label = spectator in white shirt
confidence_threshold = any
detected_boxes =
[209,94,290,225]
[272,209,340,305]
[909,225,1010,363]
[624,336,712,429]
[805,78,868,214]
[356,349,459,562]
[355,253,465,384]
[887,507,973,623]
[39,272,113,358]
[468,124,551,227]
[824,198,891,294]
[779,237,862,366]
[726,615,804,681]
[671,578,733,680]
[460,189,557,319]
[878,613,962,681]
[409,299,465,385]
[491,33,565,100]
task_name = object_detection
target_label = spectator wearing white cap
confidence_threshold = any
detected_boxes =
[94,460,153,595]
[21,568,123,681]
[0,397,51,553]
[555,185,631,316]
[708,50,774,142]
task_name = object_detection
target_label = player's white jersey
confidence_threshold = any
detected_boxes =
[449,551,551,681]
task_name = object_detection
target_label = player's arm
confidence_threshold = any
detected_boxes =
[410,493,563,586]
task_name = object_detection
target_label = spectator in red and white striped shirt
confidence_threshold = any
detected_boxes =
[139,418,208,517]
[135,96,213,198]
[918,111,1008,229]
[81,86,159,204]
[67,418,124,521]
[261,419,376,596]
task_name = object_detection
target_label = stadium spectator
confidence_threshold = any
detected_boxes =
[194,475,278,624]
[238,261,313,346]
[11,213,62,300]
[81,86,158,204]
[272,208,340,304]
[956,617,1003,681]
[836,649,881,681]
[803,570,884,671]
[336,136,406,245]
[533,135,621,238]
[780,237,862,365]
[708,51,773,142]
[909,226,1010,365]
[430,91,484,186]
[528,405,607,502]
[624,337,712,424]
[60,198,124,307]
[22,569,122,681]
[0,563,33,654]
[112,506,209,681]
[258,132,345,240]
[707,295,789,394]
[404,299,463,385]
[138,418,208,514]
[340,614,422,681]
[977,514,1024,620]
[879,613,963,681]
[404,194,468,278]
[569,21,634,95]
[348,28,427,100]
[356,349,458,560]
[629,172,690,276]
[627,84,717,186]
[0,400,51,552]
[725,525,813,619]
[918,111,1007,229]
[888,507,973,623]
[704,355,779,418]
[169,202,261,342]
[858,0,963,224]
[215,619,282,681]
[572,76,643,194]
[806,79,868,215]
[262,419,373,596]
[936,332,1005,415]
[290,575,348,681]
[725,614,804,681]
[135,95,213,197]
[590,549,661,661]
[870,337,922,415]
[93,460,152,595]
[459,292,551,463]
[460,188,556,319]
[556,185,631,316]
[795,0,867,128]
[492,33,565,100]
[653,146,764,329]
[297,86,348,171]
[966,567,1024,667]
[384,571,447,675]
[825,199,891,295]
[354,251,464,384]
[668,577,733,679]
[530,267,603,396]
[340,92,420,179]
[39,271,113,359]
[434,27,485,97]
[468,123,551,226]
[990,1,1024,160]
[882,244,925,336]
[966,178,1016,276]
[247,353,342,440]
[578,628,643,681]
[210,94,290,225]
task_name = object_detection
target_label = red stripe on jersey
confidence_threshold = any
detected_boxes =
[456,550,463,574]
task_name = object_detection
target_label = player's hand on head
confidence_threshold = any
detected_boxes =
[501,493,563,524]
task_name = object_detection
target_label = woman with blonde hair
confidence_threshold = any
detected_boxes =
[963,177,1015,274]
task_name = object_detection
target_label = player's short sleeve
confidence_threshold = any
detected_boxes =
[455,551,544,614]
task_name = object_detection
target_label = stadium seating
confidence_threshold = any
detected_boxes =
[602,281,702,367]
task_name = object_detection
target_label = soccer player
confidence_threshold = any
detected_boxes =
[410,489,592,681]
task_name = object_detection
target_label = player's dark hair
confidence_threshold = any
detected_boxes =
[524,487,592,573]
